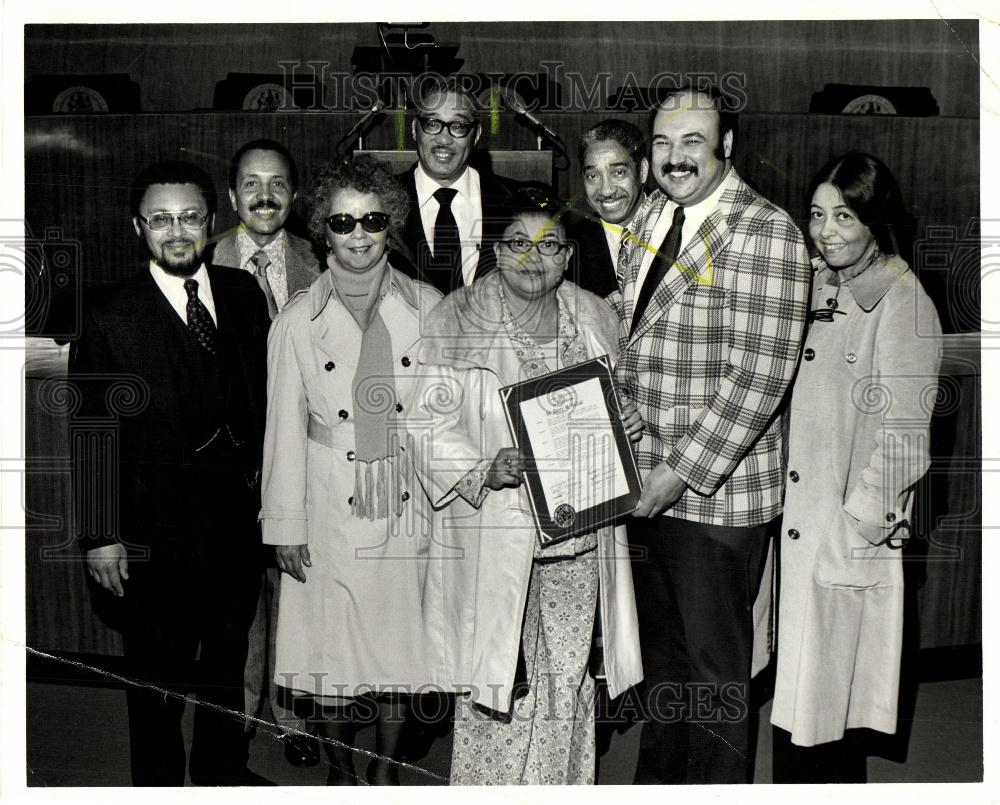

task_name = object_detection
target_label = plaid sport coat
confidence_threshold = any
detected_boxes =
[610,169,811,527]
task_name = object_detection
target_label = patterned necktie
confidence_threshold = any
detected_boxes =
[250,249,278,319]
[183,278,217,354]
[432,187,462,289]
[630,205,685,335]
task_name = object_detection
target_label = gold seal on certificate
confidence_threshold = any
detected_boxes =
[499,355,642,545]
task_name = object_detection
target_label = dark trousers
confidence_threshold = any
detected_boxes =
[123,542,260,786]
[629,515,772,784]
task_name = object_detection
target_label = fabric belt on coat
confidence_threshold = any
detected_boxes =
[306,415,335,447]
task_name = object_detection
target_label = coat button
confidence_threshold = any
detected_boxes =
[846,352,857,364]
[401,356,411,367]
[346,450,355,461]
[401,491,410,502]
[348,496,353,505]
[788,470,799,482]
[787,528,800,540]
[395,402,404,413]
[886,512,896,522]
[339,409,349,419]
[803,348,815,361]
[826,297,839,310]
[325,361,335,371]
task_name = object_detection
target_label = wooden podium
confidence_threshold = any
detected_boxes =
[356,149,553,185]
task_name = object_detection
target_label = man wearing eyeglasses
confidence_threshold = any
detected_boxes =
[71,160,271,786]
[212,139,321,319]
[398,79,519,295]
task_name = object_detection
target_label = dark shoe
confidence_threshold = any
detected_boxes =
[283,732,321,768]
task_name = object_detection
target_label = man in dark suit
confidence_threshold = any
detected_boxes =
[397,79,518,294]
[568,119,648,296]
[72,160,271,786]
[611,86,811,784]
[212,139,321,317]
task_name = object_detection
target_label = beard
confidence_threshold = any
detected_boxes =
[153,238,203,277]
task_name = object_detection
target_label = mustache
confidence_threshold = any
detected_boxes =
[162,238,195,248]
[662,162,698,176]
[251,200,282,211]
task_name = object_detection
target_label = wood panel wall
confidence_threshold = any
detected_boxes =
[26,110,979,333]
[25,20,979,117]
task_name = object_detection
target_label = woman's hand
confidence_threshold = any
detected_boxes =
[275,544,312,583]
[485,448,524,490]
[620,398,644,444]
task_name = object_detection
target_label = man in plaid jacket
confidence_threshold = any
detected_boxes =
[610,85,811,783]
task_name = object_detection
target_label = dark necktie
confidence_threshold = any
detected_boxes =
[250,249,278,318]
[630,205,685,335]
[184,278,217,354]
[432,187,462,288]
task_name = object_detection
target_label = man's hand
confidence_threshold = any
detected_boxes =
[485,448,524,491]
[85,543,129,597]
[275,544,311,583]
[620,399,644,444]
[633,462,687,518]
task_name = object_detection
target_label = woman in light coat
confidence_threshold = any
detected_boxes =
[771,153,942,782]
[260,155,441,784]
[410,186,643,785]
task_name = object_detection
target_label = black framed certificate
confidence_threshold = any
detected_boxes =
[499,355,642,545]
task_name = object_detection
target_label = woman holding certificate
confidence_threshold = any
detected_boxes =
[412,185,643,785]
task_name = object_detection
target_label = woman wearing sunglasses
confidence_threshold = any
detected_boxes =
[411,185,644,784]
[770,153,942,781]
[259,155,442,784]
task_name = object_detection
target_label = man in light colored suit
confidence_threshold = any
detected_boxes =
[215,139,322,767]
[612,85,811,784]
[213,139,321,318]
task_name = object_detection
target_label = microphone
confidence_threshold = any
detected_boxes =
[507,98,563,145]
[340,100,386,153]
[356,99,386,129]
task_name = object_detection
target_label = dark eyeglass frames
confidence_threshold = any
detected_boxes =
[325,212,390,235]
[416,116,477,138]
[499,238,570,257]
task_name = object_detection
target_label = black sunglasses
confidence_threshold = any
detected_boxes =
[325,212,390,235]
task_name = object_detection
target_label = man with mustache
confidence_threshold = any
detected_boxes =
[612,85,811,784]
[72,160,271,785]
[398,79,519,294]
[213,138,321,768]
[568,119,648,296]
[213,139,321,318]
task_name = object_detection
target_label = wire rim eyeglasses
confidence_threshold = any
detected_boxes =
[138,211,209,230]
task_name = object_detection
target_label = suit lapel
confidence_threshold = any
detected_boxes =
[624,182,738,346]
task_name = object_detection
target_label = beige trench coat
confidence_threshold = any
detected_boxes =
[409,274,643,713]
[259,268,443,695]
[771,255,941,746]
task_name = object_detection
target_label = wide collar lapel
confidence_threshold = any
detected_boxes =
[624,175,739,347]
[308,268,421,363]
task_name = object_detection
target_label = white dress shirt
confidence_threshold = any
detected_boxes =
[632,168,733,324]
[414,164,483,286]
[149,261,217,326]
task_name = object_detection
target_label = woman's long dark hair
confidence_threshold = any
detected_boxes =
[806,152,915,263]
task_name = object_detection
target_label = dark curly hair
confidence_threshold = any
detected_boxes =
[303,154,409,245]
[500,182,570,238]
